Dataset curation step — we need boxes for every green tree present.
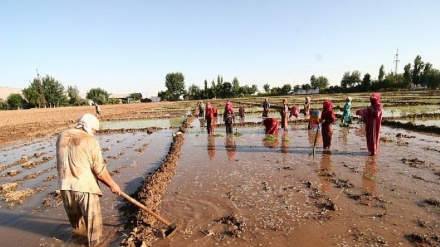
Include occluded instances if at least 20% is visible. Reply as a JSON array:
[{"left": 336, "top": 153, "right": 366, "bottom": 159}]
[
  {"left": 412, "top": 55, "right": 424, "bottom": 85},
  {"left": 131, "top": 93, "right": 142, "bottom": 101},
  {"left": 281, "top": 84, "right": 292, "bottom": 95},
  {"left": 164, "top": 72, "right": 186, "bottom": 101},
  {"left": 422, "top": 62, "right": 432, "bottom": 86},
  {"left": 263, "top": 84, "right": 270, "bottom": 93},
  {"left": 22, "top": 81, "right": 41, "bottom": 108},
  {"left": 188, "top": 84, "right": 201, "bottom": 100},
  {"left": 378, "top": 65, "right": 385, "bottom": 82},
  {"left": 361, "top": 73, "right": 372, "bottom": 90},
  {"left": 403, "top": 63, "right": 412, "bottom": 87},
  {"left": 340, "top": 71, "right": 361, "bottom": 89},
  {"left": 87, "top": 87, "right": 109, "bottom": 104},
  {"left": 270, "top": 87, "right": 282, "bottom": 95},
  {"left": 301, "top": 84, "right": 312, "bottom": 90},
  {"left": 310, "top": 75, "right": 317, "bottom": 89},
  {"left": 424, "top": 69, "right": 440, "bottom": 89},
  {"left": 42, "top": 75, "right": 68, "bottom": 107},
  {"left": 67, "top": 86, "right": 82, "bottom": 105},
  {"left": 315, "top": 76, "right": 329, "bottom": 90},
  {"left": 204, "top": 79, "right": 208, "bottom": 99},
  {"left": 210, "top": 80, "right": 217, "bottom": 98},
  {"left": 232, "top": 77, "right": 240, "bottom": 96},
  {"left": 7, "top": 93, "right": 25, "bottom": 110},
  {"left": 220, "top": 82, "right": 233, "bottom": 98}
]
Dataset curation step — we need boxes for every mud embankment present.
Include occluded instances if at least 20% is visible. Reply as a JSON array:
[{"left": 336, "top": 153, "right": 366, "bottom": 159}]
[{"left": 119, "top": 116, "right": 196, "bottom": 247}]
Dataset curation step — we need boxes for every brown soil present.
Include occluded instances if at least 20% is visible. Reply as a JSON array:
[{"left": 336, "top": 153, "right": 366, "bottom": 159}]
[{"left": 0, "top": 102, "right": 180, "bottom": 147}]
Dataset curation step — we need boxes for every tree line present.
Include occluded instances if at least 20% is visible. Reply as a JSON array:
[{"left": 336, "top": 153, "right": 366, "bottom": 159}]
[
  {"left": 1, "top": 54, "right": 438, "bottom": 109},
  {"left": 159, "top": 55, "right": 439, "bottom": 101}
]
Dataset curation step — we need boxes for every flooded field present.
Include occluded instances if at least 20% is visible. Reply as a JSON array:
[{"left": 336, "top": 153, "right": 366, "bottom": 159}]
[{"left": 0, "top": 91, "right": 439, "bottom": 247}]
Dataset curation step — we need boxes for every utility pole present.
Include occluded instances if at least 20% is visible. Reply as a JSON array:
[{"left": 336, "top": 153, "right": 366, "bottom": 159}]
[
  {"left": 394, "top": 49, "right": 400, "bottom": 75},
  {"left": 36, "top": 69, "right": 47, "bottom": 108}
]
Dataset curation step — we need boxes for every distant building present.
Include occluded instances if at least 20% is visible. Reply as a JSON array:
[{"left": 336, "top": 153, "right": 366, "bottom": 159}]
[
  {"left": 109, "top": 93, "right": 138, "bottom": 103},
  {"left": 293, "top": 88, "right": 320, "bottom": 95},
  {"left": 410, "top": 83, "right": 427, "bottom": 90},
  {"left": 150, "top": 96, "right": 161, "bottom": 102}
]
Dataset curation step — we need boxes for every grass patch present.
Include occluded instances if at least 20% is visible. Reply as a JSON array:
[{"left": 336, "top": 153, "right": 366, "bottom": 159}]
[
  {"left": 213, "top": 133, "right": 224, "bottom": 137},
  {"left": 234, "top": 131, "right": 243, "bottom": 137}
]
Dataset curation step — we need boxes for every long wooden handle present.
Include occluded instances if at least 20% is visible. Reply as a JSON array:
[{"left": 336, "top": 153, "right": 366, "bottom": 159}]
[
  {"left": 312, "top": 124, "right": 320, "bottom": 155},
  {"left": 120, "top": 192, "right": 172, "bottom": 226}
]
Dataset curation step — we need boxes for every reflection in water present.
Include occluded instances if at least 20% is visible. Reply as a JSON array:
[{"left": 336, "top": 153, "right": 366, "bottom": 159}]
[
  {"left": 281, "top": 131, "right": 289, "bottom": 154},
  {"left": 307, "top": 128, "right": 322, "bottom": 147},
  {"left": 207, "top": 135, "right": 216, "bottom": 160},
  {"left": 341, "top": 127, "right": 349, "bottom": 144},
  {"left": 199, "top": 118, "right": 206, "bottom": 132},
  {"left": 263, "top": 133, "right": 279, "bottom": 149},
  {"left": 225, "top": 134, "right": 236, "bottom": 161},
  {"left": 362, "top": 156, "right": 378, "bottom": 204},
  {"left": 318, "top": 154, "right": 333, "bottom": 194}
]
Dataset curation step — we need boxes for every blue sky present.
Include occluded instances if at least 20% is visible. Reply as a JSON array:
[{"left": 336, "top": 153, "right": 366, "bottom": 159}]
[{"left": 1, "top": 1, "right": 439, "bottom": 97}]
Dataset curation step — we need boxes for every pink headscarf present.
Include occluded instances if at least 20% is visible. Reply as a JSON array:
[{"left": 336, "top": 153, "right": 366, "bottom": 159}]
[
  {"left": 206, "top": 102, "right": 212, "bottom": 109},
  {"left": 225, "top": 101, "right": 233, "bottom": 112},
  {"left": 370, "top": 93, "right": 381, "bottom": 106},
  {"left": 323, "top": 100, "right": 333, "bottom": 111}
]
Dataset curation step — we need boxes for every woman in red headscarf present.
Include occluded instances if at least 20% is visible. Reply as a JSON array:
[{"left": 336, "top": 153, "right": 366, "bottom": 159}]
[
  {"left": 263, "top": 118, "right": 279, "bottom": 134},
  {"left": 205, "top": 102, "right": 214, "bottom": 134},
  {"left": 320, "top": 100, "right": 336, "bottom": 149},
  {"left": 356, "top": 93, "right": 383, "bottom": 156},
  {"left": 223, "top": 101, "right": 235, "bottom": 134}
]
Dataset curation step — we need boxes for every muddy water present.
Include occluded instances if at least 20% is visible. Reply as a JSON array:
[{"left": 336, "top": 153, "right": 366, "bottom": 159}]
[
  {"left": 157, "top": 121, "right": 440, "bottom": 247},
  {"left": 1, "top": 117, "right": 440, "bottom": 247},
  {"left": 0, "top": 130, "right": 174, "bottom": 247}
]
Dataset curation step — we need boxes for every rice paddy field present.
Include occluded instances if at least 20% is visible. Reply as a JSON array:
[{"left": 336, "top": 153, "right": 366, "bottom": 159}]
[{"left": 0, "top": 90, "right": 439, "bottom": 247}]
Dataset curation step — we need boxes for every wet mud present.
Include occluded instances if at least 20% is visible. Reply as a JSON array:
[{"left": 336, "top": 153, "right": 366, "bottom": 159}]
[{"left": 1, "top": 93, "right": 440, "bottom": 247}]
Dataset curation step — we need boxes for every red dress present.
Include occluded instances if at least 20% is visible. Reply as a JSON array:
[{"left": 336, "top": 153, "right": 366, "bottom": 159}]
[
  {"left": 321, "top": 101, "right": 336, "bottom": 149},
  {"left": 356, "top": 104, "right": 383, "bottom": 155},
  {"left": 263, "top": 118, "right": 279, "bottom": 134}
]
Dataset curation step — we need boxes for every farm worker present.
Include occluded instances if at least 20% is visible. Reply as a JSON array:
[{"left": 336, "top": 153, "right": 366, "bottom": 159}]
[
  {"left": 320, "top": 100, "right": 337, "bottom": 149},
  {"left": 93, "top": 103, "right": 102, "bottom": 118},
  {"left": 223, "top": 101, "right": 235, "bottom": 134},
  {"left": 262, "top": 98, "right": 270, "bottom": 117},
  {"left": 238, "top": 106, "right": 245, "bottom": 119},
  {"left": 304, "top": 97, "right": 311, "bottom": 116},
  {"left": 56, "top": 113, "right": 121, "bottom": 247},
  {"left": 356, "top": 93, "right": 383, "bottom": 156},
  {"left": 289, "top": 105, "right": 300, "bottom": 119},
  {"left": 308, "top": 109, "right": 321, "bottom": 129},
  {"left": 341, "top": 96, "right": 353, "bottom": 126},
  {"left": 198, "top": 100, "right": 205, "bottom": 117},
  {"left": 280, "top": 99, "right": 289, "bottom": 131},
  {"left": 263, "top": 118, "right": 279, "bottom": 134},
  {"left": 205, "top": 102, "right": 215, "bottom": 134}
]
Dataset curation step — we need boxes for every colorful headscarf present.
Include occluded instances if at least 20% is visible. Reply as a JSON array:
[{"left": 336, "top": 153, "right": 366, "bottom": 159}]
[
  {"left": 225, "top": 101, "right": 233, "bottom": 112},
  {"left": 323, "top": 100, "right": 333, "bottom": 111},
  {"left": 370, "top": 93, "right": 381, "bottom": 106},
  {"left": 206, "top": 102, "right": 211, "bottom": 109}
]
